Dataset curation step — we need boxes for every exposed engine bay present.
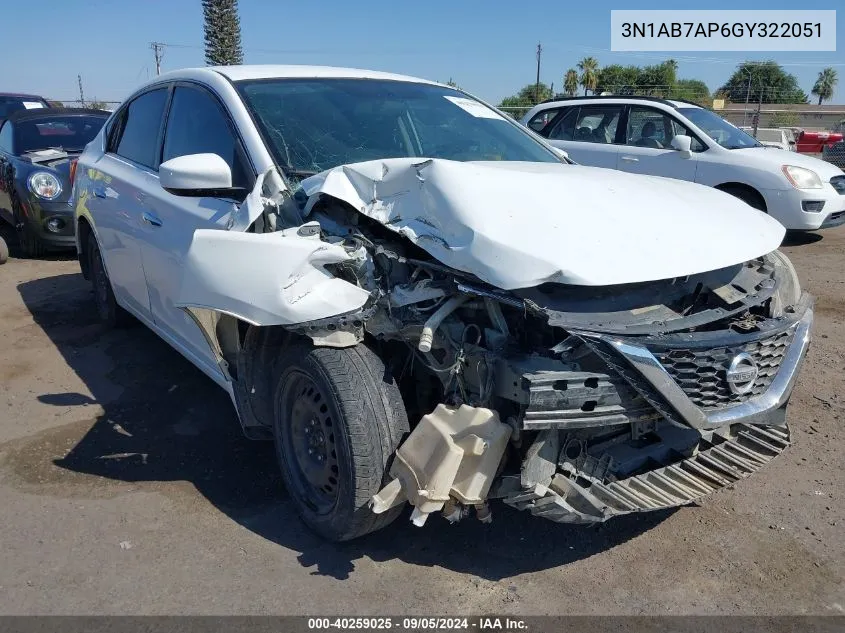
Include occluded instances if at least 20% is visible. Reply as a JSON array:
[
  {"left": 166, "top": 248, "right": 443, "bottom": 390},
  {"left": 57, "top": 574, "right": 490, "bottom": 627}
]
[{"left": 178, "top": 159, "right": 812, "bottom": 529}]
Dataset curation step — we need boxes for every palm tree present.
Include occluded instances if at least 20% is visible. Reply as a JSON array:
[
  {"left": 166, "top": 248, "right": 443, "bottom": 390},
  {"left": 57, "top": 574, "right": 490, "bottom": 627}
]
[
  {"left": 564, "top": 69, "right": 579, "bottom": 96},
  {"left": 578, "top": 57, "right": 599, "bottom": 95},
  {"left": 811, "top": 67, "right": 838, "bottom": 105}
]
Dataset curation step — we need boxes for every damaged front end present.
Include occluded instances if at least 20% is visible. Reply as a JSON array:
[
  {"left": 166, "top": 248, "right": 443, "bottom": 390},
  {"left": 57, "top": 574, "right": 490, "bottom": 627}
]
[
  {"left": 364, "top": 247, "right": 811, "bottom": 526},
  {"left": 178, "top": 158, "right": 811, "bottom": 531}
]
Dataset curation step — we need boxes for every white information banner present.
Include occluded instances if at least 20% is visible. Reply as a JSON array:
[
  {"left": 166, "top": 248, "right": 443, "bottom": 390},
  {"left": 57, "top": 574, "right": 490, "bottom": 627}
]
[{"left": 611, "top": 10, "right": 836, "bottom": 51}]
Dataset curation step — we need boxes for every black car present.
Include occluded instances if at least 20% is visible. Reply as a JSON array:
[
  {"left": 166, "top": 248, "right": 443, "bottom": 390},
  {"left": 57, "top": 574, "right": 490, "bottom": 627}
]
[
  {"left": 0, "top": 108, "right": 109, "bottom": 256},
  {"left": 0, "top": 92, "right": 50, "bottom": 118}
]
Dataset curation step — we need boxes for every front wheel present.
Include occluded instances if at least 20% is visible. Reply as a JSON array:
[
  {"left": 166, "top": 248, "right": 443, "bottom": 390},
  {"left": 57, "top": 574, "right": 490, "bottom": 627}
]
[
  {"left": 718, "top": 184, "right": 766, "bottom": 212},
  {"left": 273, "top": 342, "right": 409, "bottom": 541}
]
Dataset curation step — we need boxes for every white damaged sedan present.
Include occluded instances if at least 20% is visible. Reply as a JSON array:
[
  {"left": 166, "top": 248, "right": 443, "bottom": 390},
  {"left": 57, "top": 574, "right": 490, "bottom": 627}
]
[{"left": 72, "top": 66, "right": 811, "bottom": 541}]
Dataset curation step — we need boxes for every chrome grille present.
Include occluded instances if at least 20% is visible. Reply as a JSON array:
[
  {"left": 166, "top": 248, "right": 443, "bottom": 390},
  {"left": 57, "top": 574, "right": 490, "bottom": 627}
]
[
  {"left": 652, "top": 329, "right": 794, "bottom": 409},
  {"left": 831, "top": 176, "right": 845, "bottom": 195}
]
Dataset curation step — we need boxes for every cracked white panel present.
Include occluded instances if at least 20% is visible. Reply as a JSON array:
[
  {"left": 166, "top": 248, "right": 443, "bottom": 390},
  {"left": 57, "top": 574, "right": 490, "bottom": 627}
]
[
  {"left": 302, "top": 158, "right": 785, "bottom": 289},
  {"left": 176, "top": 226, "right": 370, "bottom": 326}
]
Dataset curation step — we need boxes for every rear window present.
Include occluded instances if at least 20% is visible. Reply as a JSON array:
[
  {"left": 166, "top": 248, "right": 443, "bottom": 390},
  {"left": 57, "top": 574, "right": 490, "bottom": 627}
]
[
  {"left": 0, "top": 96, "right": 48, "bottom": 118},
  {"left": 14, "top": 115, "right": 108, "bottom": 154}
]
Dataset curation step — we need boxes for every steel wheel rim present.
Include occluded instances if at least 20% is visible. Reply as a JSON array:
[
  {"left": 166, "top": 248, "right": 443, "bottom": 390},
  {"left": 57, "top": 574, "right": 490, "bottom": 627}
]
[{"left": 280, "top": 371, "right": 340, "bottom": 515}]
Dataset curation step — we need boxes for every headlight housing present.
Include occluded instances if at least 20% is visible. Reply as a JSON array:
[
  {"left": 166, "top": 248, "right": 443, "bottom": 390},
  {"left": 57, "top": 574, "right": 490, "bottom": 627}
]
[
  {"left": 27, "top": 172, "right": 62, "bottom": 200},
  {"left": 781, "top": 165, "right": 822, "bottom": 190}
]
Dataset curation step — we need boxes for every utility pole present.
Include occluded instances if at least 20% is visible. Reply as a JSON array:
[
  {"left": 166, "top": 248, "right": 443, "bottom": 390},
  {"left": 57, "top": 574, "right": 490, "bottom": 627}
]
[
  {"left": 743, "top": 71, "right": 753, "bottom": 126},
  {"left": 77, "top": 75, "right": 85, "bottom": 107},
  {"left": 752, "top": 83, "right": 764, "bottom": 138},
  {"left": 150, "top": 42, "right": 165, "bottom": 76},
  {"left": 535, "top": 42, "right": 542, "bottom": 103}
]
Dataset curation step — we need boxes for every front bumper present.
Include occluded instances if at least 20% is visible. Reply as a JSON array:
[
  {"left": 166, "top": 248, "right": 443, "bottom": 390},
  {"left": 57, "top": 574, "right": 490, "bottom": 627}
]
[
  {"left": 762, "top": 183, "right": 845, "bottom": 230},
  {"left": 501, "top": 422, "right": 789, "bottom": 523},
  {"left": 499, "top": 296, "right": 812, "bottom": 524},
  {"left": 22, "top": 199, "right": 75, "bottom": 248}
]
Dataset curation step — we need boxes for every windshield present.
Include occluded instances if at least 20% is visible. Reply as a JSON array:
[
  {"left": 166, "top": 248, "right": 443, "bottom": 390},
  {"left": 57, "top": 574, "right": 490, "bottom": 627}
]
[
  {"left": 14, "top": 115, "right": 107, "bottom": 154},
  {"left": 237, "top": 78, "right": 559, "bottom": 177},
  {"left": 678, "top": 107, "right": 762, "bottom": 150}
]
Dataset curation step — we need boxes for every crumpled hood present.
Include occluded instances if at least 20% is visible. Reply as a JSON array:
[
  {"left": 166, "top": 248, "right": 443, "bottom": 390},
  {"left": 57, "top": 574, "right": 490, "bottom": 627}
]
[{"left": 301, "top": 158, "right": 785, "bottom": 289}]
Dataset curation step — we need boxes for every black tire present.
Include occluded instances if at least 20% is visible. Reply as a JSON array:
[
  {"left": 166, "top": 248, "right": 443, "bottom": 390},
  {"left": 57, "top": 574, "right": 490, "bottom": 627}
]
[
  {"left": 718, "top": 184, "right": 766, "bottom": 212},
  {"left": 87, "top": 236, "right": 131, "bottom": 327},
  {"left": 273, "top": 342, "right": 409, "bottom": 541},
  {"left": 13, "top": 203, "right": 45, "bottom": 258}
]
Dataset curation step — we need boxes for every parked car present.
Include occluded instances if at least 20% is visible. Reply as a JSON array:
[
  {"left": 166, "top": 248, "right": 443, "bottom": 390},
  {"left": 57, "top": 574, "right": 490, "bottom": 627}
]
[
  {"left": 0, "top": 108, "right": 109, "bottom": 256},
  {"left": 521, "top": 96, "right": 845, "bottom": 231},
  {"left": 73, "top": 66, "right": 810, "bottom": 541},
  {"left": 739, "top": 127, "right": 796, "bottom": 151},
  {"left": 822, "top": 140, "right": 845, "bottom": 170},
  {"left": 796, "top": 129, "right": 843, "bottom": 155},
  {"left": 0, "top": 92, "right": 50, "bottom": 119}
]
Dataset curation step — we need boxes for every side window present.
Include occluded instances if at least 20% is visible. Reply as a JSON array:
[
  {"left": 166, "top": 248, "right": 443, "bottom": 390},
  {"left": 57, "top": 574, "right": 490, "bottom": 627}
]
[
  {"left": 669, "top": 118, "right": 706, "bottom": 152},
  {"left": 545, "top": 107, "right": 578, "bottom": 141},
  {"left": 626, "top": 107, "right": 675, "bottom": 149},
  {"left": 162, "top": 86, "right": 250, "bottom": 188},
  {"left": 527, "top": 108, "right": 560, "bottom": 133},
  {"left": 111, "top": 88, "right": 168, "bottom": 168},
  {"left": 560, "top": 105, "right": 622, "bottom": 144},
  {"left": 0, "top": 122, "right": 13, "bottom": 153}
]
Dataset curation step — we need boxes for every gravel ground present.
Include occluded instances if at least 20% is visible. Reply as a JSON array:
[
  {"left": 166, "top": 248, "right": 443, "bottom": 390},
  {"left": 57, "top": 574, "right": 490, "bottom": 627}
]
[{"left": 0, "top": 223, "right": 843, "bottom": 615}]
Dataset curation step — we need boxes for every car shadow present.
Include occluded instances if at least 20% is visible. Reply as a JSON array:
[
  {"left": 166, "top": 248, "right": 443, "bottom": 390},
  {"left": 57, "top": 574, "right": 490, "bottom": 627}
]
[
  {"left": 17, "top": 272, "right": 672, "bottom": 581},
  {"left": 782, "top": 231, "right": 824, "bottom": 247}
]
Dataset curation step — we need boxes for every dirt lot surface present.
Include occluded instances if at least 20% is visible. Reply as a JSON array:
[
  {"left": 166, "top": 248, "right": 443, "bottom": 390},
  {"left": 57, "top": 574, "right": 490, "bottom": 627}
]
[{"left": 0, "top": 224, "right": 844, "bottom": 616}]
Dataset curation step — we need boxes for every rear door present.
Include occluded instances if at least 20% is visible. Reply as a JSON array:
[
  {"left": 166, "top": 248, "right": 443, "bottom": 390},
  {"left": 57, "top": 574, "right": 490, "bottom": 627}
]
[
  {"left": 543, "top": 104, "right": 623, "bottom": 169},
  {"left": 138, "top": 83, "right": 255, "bottom": 376},
  {"left": 617, "top": 105, "right": 701, "bottom": 181},
  {"left": 90, "top": 87, "right": 170, "bottom": 319}
]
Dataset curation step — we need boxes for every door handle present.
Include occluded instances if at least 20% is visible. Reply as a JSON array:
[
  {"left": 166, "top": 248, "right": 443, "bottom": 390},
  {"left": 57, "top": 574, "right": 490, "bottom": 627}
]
[
  {"left": 141, "top": 211, "right": 163, "bottom": 227},
  {"left": 620, "top": 155, "right": 639, "bottom": 163},
  {"left": 93, "top": 185, "right": 107, "bottom": 198}
]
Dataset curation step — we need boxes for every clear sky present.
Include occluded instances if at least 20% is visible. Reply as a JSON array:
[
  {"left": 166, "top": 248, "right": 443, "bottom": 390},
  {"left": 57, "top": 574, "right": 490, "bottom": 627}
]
[{"left": 1, "top": 0, "right": 842, "bottom": 105}]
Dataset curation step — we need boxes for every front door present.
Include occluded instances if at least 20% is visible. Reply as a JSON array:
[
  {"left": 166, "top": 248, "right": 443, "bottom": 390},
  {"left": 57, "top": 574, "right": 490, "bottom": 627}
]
[
  {"left": 617, "top": 106, "right": 701, "bottom": 181},
  {"left": 138, "top": 84, "right": 255, "bottom": 376}
]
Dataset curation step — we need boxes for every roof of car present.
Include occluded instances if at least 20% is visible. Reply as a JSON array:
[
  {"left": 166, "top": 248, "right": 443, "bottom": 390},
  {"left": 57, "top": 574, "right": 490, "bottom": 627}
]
[
  {"left": 3, "top": 107, "right": 110, "bottom": 123},
  {"left": 161, "top": 64, "right": 440, "bottom": 86},
  {"left": 535, "top": 95, "right": 704, "bottom": 110}
]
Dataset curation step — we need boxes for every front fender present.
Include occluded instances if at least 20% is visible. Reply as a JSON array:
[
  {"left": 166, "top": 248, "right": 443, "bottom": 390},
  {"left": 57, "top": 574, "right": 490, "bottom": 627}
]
[{"left": 175, "top": 225, "right": 371, "bottom": 326}]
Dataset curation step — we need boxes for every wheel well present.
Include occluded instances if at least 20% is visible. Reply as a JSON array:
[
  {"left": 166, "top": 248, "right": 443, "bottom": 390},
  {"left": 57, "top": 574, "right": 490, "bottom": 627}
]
[
  {"left": 77, "top": 217, "right": 93, "bottom": 279},
  {"left": 714, "top": 182, "right": 767, "bottom": 212}
]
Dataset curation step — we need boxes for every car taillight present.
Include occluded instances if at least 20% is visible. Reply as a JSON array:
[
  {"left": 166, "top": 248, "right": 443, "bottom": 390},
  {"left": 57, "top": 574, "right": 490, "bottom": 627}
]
[{"left": 69, "top": 159, "right": 78, "bottom": 187}]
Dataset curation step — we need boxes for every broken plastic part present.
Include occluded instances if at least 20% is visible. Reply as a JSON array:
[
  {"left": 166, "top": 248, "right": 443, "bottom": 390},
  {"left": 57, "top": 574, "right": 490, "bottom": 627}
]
[{"left": 372, "top": 404, "right": 511, "bottom": 527}]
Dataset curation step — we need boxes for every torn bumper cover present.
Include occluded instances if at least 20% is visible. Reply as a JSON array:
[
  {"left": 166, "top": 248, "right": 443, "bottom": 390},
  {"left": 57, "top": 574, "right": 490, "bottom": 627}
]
[
  {"left": 497, "top": 422, "right": 790, "bottom": 523},
  {"left": 493, "top": 298, "right": 811, "bottom": 524}
]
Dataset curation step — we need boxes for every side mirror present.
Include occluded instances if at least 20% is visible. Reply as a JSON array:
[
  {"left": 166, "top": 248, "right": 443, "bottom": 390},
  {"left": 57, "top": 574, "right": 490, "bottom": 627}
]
[
  {"left": 160, "top": 153, "right": 244, "bottom": 198},
  {"left": 551, "top": 146, "right": 570, "bottom": 161},
  {"left": 670, "top": 134, "right": 693, "bottom": 158}
]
